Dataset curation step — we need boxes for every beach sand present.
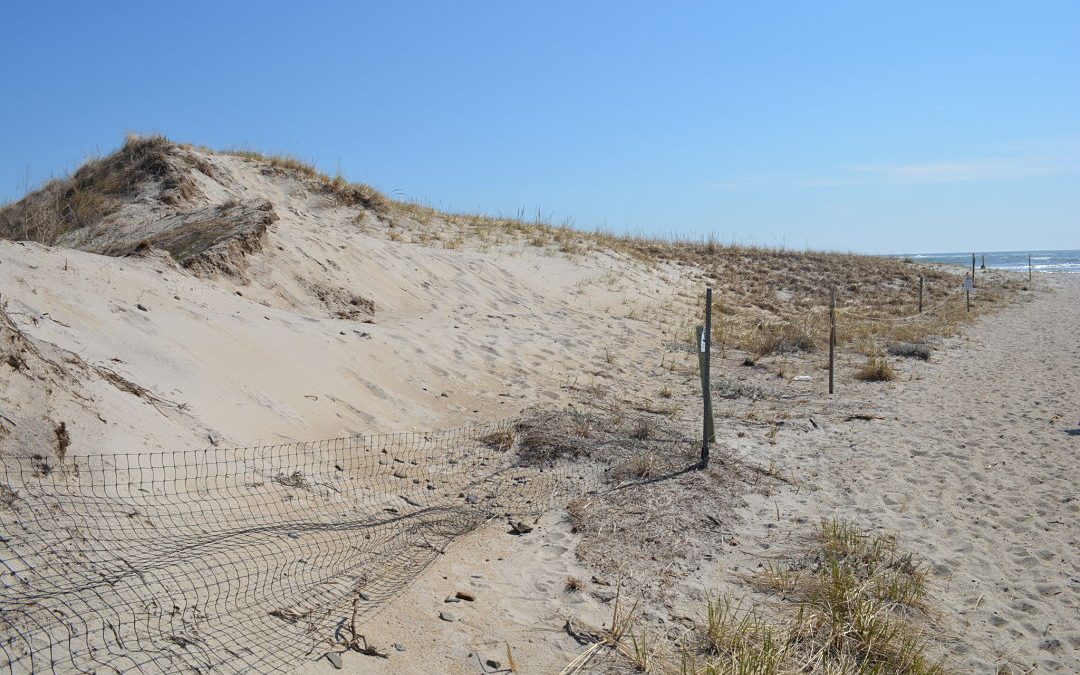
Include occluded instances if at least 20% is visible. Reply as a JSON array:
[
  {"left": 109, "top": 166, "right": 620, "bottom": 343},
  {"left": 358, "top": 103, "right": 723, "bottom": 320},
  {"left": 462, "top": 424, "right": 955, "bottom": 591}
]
[
  {"left": 307, "top": 273, "right": 1079, "bottom": 674},
  {"left": 720, "top": 272, "right": 1080, "bottom": 672}
]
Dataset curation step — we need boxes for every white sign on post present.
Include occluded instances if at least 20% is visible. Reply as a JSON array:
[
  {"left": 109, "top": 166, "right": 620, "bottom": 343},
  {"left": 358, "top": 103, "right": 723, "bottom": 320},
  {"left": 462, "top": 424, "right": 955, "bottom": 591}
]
[{"left": 963, "top": 275, "right": 974, "bottom": 291}]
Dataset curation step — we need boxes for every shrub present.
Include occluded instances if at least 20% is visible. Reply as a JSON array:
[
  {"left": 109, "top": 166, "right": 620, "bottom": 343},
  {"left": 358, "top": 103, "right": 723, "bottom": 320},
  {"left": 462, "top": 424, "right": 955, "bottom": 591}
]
[
  {"left": 887, "top": 342, "right": 932, "bottom": 361},
  {"left": 856, "top": 357, "right": 896, "bottom": 382}
]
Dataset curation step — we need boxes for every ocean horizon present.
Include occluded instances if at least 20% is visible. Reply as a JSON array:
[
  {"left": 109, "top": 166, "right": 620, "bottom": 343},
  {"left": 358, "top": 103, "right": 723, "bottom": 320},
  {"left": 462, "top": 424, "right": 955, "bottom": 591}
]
[{"left": 892, "top": 249, "right": 1080, "bottom": 274}]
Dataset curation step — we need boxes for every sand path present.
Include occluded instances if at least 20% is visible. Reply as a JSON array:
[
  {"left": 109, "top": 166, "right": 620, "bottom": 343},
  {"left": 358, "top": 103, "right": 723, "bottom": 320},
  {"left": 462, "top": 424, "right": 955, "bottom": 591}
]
[{"left": 729, "top": 274, "right": 1080, "bottom": 672}]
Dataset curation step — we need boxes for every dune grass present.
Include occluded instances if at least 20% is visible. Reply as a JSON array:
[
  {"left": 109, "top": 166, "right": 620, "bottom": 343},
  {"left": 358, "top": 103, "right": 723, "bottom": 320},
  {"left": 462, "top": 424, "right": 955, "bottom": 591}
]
[
  {"left": 0, "top": 134, "right": 193, "bottom": 243},
  {"left": 855, "top": 356, "right": 897, "bottom": 382},
  {"left": 0, "top": 134, "right": 1021, "bottom": 355},
  {"left": 587, "top": 520, "right": 945, "bottom": 675},
  {"left": 223, "top": 148, "right": 388, "bottom": 212},
  {"left": 0, "top": 135, "right": 389, "bottom": 246}
]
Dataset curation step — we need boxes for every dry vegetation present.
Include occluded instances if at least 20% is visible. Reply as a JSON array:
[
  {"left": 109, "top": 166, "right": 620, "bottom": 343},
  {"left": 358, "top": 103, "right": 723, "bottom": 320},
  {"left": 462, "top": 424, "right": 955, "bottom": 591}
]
[
  {"left": 0, "top": 134, "right": 1025, "bottom": 353},
  {"left": 223, "top": 148, "right": 388, "bottom": 212},
  {"left": 0, "top": 135, "right": 200, "bottom": 243},
  {"left": 887, "top": 342, "right": 933, "bottom": 361},
  {"left": 0, "top": 134, "right": 387, "bottom": 246},
  {"left": 515, "top": 399, "right": 787, "bottom": 625},
  {"left": 855, "top": 356, "right": 897, "bottom": 382},
  {"left": 396, "top": 204, "right": 1028, "bottom": 361},
  {"left": 577, "top": 520, "right": 946, "bottom": 675},
  {"left": 387, "top": 203, "right": 1024, "bottom": 360},
  {"left": 525, "top": 377, "right": 954, "bottom": 675}
]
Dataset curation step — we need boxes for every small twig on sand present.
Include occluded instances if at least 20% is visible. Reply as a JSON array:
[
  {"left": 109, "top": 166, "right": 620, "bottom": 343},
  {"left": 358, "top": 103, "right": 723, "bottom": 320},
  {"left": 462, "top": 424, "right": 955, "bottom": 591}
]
[
  {"left": 844, "top": 413, "right": 882, "bottom": 422},
  {"left": 345, "top": 597, "right": 387, "bottom": 658}
]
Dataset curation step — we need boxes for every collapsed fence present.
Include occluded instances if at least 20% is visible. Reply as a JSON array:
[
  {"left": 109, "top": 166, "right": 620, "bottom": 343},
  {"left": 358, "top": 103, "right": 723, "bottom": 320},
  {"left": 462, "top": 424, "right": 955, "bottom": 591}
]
[{"left": 0, "top": 421, "right": 595, "bottom": 674}]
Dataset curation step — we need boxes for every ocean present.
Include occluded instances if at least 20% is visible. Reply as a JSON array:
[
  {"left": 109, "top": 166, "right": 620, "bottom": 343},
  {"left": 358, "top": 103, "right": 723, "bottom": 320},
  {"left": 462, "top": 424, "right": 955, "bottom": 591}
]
[{"left": 896, "top": 250, "right": 1080, "bottom": 274}]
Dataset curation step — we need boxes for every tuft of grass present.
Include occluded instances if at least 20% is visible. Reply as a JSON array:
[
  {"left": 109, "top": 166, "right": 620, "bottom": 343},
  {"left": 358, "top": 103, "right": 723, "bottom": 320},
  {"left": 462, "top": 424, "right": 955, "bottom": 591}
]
[
  {"left": 573, "top": 417, "right": 593, "bottom": 438},
  {"left": 749, "top": 318, "right": 823, "bottom": 359},
  {"left": 481, "top": 429, "right": 515, "bottom": 452},
  {"left": 597, "top": 520, "right": 944, "bottom": 675},
  {"left": 625, "top": 452, "right": 658, "bottom": 479},
  {"left": 224, "top": 149, "right": 388, "bottom": 212},
  {"left": 855, "top": 357, "right": 896, "bottom": 382},
  {"left": 629, "top": 628, "right": 653, "bottom": 672},
  {"left": 566, "top": 576, "right": 586, "bottom": 593},
  {"left": 0, "top": 134, "right": 190, "bottom": 243},
  {"left": 696, "top": 597, "right": 788, "bottom": 674},
  {"left": 631, "top": 418, "right": 653, "bottom": 440},
  {"left": 776, "top": 520, "right": 940, "bottom": 673},
  {"left": 713, "top": 376, "right": 768, "bottom": 401},
  {"left": 887, "top": 342, "right": 932, "bottom": 361}
]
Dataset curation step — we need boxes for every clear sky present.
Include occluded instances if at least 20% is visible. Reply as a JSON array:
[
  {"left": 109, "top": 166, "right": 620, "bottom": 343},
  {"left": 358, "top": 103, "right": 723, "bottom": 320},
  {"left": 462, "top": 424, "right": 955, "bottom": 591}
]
[{"left": 2, "top": 1, "right": 1077, "bottom": 254}]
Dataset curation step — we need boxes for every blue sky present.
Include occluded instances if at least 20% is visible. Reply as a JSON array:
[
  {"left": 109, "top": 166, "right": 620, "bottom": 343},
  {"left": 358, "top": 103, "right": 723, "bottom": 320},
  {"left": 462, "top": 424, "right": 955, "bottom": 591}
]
[{"left": 2, "top": 1, "right": 1077, "bottom": 254}]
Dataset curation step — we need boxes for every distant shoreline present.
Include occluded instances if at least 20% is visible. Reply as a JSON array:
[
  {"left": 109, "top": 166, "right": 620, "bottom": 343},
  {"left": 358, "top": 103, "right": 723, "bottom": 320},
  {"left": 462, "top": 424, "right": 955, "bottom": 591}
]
[{"left": 888, "top": 249, "right": 1080, "bottom": 273}]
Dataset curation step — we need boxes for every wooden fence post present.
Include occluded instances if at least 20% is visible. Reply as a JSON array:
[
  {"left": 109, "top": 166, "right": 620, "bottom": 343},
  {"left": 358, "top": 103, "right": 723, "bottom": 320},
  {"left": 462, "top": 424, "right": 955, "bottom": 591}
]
[
  {"left": 1029, "top": 254, "right": 1032, "bottom": 281},
  {"left": 972, "top": 253, "right": 976, "bottom": 287},
  {"left": 918, "top": 275, "right": 923, "bottom": 314},
  {"left": 829, "top": 288, "right": 836, "bottom": 395},
  {"left": 697, "top": 288, "right": 715, "bottom": 468}
]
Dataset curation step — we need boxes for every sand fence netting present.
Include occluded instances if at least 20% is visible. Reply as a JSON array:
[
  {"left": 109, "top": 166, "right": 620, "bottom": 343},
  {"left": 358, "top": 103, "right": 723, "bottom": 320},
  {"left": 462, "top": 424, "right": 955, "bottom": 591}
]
[{"left": 0, "top": 421, "right": 595, "bottom": 673}]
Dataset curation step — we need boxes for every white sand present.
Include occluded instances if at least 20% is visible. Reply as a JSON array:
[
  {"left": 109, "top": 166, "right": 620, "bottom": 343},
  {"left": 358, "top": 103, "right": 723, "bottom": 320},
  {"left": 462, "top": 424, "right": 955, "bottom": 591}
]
[
  {"left": 713, "top": 273, "right": 1080, "bottom": 672},
  {"left": 0, "top": 229, "right": 687, "bottom": 457},
  {"left": 307, "top": 275, "right": 1080, "bottom": 674}
]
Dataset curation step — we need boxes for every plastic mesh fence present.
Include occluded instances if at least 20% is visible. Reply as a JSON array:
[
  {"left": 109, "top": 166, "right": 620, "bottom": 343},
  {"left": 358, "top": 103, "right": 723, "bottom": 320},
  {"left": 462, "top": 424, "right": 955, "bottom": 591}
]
[{"left": 0, "top": 421, "right": 593, "bottom": 673}]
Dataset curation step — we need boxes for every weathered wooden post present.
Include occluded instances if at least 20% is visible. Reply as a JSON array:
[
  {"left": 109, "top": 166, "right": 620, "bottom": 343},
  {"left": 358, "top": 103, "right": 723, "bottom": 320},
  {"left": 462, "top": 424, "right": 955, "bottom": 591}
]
[
  {"left": 972, "top": 253, "right": 976, "bottom": 287},
  {"left": 965, "top": 274, "right": 972, "bottom": 313},
  {"left": 697, "top": 288, "right": 715, "bottom": 468},
  {"left": 828, "top": 288, "right": 836, "bottom": 395},
  {"left": 981, "top": 254, "right": 986, "bottom": 270},
  {"left": 918, "top": 275, "right": 924, "bottom": 314},
  {"left": 1029, "top": 254, "right": 1032, "bottom": 281}
]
